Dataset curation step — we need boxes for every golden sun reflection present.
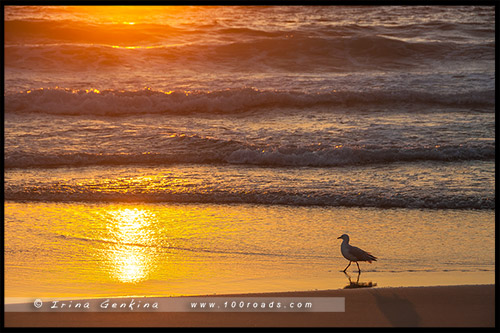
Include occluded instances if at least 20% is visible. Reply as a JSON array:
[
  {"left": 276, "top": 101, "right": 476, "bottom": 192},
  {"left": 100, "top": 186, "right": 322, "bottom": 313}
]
[
  {"left": 103, "top": 208, "right": 159, "bottom": 283},
  {"left": 111, "top": 45, "right": 157, "bottom": 50}
]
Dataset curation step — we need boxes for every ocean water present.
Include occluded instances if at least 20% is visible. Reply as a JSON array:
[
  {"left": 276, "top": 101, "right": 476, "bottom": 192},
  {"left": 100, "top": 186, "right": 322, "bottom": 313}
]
[{"left": 4, "top": 6, "right": 495, "bottom": 300}]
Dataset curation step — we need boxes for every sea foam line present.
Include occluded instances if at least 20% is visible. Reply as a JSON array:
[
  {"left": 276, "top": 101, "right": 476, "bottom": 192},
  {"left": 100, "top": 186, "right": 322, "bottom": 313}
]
[{"left": 5, "top": 87, "right": 495, "bottom": 115}]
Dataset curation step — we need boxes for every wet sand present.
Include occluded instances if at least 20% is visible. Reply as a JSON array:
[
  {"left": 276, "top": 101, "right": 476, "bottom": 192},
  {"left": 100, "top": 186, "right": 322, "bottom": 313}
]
[{"left": 4, "top": 284, "right": 494, "bottom": 327}]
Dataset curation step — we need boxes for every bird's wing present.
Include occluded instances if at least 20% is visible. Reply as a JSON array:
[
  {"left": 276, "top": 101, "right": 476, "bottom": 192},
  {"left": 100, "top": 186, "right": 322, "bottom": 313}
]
[{"left": 349, "top": 245, "right": 377, "bottom": 262}]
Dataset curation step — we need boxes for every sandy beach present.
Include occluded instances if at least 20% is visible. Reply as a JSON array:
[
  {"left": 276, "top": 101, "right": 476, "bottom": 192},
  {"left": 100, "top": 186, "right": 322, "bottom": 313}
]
[{"left": 4, "top": 284, "right": 495, "bottom": 327}]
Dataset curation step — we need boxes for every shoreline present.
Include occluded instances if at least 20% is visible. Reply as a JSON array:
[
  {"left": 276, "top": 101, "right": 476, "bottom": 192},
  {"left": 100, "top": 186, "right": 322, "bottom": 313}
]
[{"left": 4, "top": 284, "right": 495, "bottom": 327}]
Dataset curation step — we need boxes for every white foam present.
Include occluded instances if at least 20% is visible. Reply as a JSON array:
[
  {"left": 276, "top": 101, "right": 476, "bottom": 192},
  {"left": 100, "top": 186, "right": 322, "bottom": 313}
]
[{"left": 5, "top": 87, "right": 495, "bottom": 116}]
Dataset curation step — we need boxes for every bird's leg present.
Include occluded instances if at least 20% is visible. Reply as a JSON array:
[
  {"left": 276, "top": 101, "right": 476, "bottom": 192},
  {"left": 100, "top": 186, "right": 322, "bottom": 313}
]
[
  {"left": 356, "top": 262, "right": 361, "bottom": 273},
  {"left": 343, "top": 261, "right": 351, "bottom": 272}
]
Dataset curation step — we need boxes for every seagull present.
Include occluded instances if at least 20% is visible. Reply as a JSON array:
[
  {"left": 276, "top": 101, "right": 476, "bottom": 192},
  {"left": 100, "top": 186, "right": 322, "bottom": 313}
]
[{"left": 337, "top": 234, "right": 377, "bottom": 273}]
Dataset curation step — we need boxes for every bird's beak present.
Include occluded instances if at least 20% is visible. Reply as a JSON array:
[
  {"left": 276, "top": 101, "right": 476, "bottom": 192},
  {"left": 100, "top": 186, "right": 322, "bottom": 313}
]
[{"left": 337, "top": 236, "right": 342, "bottom": 239}]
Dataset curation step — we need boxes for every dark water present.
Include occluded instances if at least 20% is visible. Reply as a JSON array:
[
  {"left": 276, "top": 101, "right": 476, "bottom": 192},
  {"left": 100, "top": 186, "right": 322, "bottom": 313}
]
[{"left": 4, "top": 6, "right": 495, "bottom": 209}]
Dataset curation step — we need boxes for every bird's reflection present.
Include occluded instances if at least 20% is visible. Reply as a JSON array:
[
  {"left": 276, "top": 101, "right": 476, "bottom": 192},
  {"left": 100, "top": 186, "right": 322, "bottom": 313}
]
[{"left": 343, "top": 271, "right": 377, "bottom": 289}]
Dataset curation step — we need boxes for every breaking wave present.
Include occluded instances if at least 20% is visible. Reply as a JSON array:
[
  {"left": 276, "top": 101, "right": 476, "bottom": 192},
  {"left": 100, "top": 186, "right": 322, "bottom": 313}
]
[
  {"left": 5, "top": 143, "right": 495, "bottom": 169},
  {"left": 4, "top": 185, "right": 494, "bottom": 210},
  {"left": 5, "top": 87, "right": 495, "bottom": 115}
]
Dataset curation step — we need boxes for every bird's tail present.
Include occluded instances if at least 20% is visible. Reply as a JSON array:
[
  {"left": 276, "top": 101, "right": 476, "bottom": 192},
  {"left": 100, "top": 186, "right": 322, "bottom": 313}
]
[{"left": 367, "top": 253, "right": 377, "bottom": 263}]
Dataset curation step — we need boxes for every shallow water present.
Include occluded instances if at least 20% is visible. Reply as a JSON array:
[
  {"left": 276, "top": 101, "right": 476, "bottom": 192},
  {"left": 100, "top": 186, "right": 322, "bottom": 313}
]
[{"left": 5, "top": 202, "right": 495, "bottom": 299}]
